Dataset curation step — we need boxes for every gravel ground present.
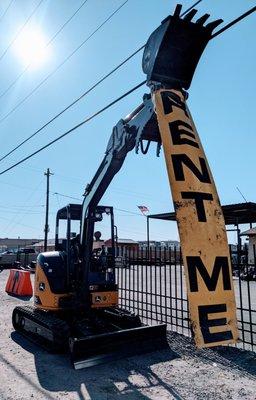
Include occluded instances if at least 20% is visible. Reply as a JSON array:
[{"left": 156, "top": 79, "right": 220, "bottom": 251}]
[{"left": 0, "top": 269, "right": 256, "bottom": 400}]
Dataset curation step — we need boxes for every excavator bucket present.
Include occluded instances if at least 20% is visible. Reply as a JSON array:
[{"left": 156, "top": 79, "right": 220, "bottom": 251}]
[
  {"left": 70, "top": 324, "right": 168, "bottom": 369},
  {"left": 142, "top": 3, "right": 223, "bottom": 89}
]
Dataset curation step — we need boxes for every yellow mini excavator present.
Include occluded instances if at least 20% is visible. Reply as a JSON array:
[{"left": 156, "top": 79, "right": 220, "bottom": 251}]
[{"left": 12, "top": 4, "right": 239, "bottom": 369}]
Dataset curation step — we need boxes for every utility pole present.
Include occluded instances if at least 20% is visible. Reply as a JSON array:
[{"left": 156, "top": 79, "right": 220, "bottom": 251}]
[{"left": 44, "top": 168, "right": 53, "bottom": 251}]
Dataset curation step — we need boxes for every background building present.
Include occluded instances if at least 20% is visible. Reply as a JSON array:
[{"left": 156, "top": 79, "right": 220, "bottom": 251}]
[
  {"left": 0, "top": 238, "right": 39, "bottom": 252},
  {"left": 138, "top": 240, "right": 180, "bottom": 249},
  {"left": 240, "top": 228, "right": 256, "bottom": 264}
]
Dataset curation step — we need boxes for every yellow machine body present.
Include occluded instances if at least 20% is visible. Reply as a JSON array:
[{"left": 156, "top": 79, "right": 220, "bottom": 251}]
[
  {"left": 91, "top": 291, "right": 118, "bottom": 308},
  {"left": 34, "top": 263, "right": 71, "bottom": 311},
  {"left": 34, "top": 262, "right": 118, "bottom": 311}
]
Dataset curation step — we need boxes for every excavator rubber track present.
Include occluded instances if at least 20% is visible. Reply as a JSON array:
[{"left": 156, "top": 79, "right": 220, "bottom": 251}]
[
  {"left": 12, "top": 305, "right": 168, "bottom": 369},
  {"left": 12, "top": 305, "right": 70, "bottom": 352}
]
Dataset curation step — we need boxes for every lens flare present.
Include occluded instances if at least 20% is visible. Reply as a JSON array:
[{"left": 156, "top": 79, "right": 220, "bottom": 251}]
[{"left": 14, "top": 27, "right": 50, "bottom": 69}]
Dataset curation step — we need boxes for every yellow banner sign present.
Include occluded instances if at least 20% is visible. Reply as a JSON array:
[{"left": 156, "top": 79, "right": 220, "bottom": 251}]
[{"left": 154, "top": 88, "right": 239, "bottom": 347}]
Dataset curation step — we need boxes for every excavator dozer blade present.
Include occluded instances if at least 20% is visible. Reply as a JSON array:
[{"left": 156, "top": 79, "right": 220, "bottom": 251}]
[{"left": 70, "top": 324, "right": 168, "bottom": 369}]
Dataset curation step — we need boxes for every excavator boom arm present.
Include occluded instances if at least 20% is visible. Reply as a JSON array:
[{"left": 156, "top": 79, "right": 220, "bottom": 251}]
[{"left": 80, "top": 95, "right": 159, "bottom": 247}]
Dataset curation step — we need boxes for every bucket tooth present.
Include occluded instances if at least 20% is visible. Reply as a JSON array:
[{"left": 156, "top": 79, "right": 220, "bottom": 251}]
[
  {"left": 196, "top": 14, "right": 210, "bottom": 26},
  {"left": 206, "top": 19, "right": 223, "bottom": 33},
  {"left": 183, "top": 9, "right": 198, "bottom": 22},
  {"left": 173, "top": 4, "right": 182, "bottom": 18}
]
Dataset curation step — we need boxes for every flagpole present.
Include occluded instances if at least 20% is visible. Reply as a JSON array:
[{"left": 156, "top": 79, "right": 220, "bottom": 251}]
[{"left": 147, "top": 215, "right": 150, "bottom": 260}]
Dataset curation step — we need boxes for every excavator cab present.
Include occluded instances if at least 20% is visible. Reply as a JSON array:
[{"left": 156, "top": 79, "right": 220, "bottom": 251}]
[
  {"left": 53, "top": 203, "right": 118, "bottom": 309},
  {"left": 87, "top": 206, "right": 115, "bottom": 283},
  {"left": 83, "top": 205, "right": 119, "bottom": 309},
  {"left": 55, "top": 203, "right": 82, "bottom": 253}
]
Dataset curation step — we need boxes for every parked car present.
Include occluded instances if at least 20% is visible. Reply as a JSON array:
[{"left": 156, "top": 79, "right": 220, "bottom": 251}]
[
  {"left": 0, "top": 248, "right": 37, "bottom": 269},
  {"left": 240, "top": 266, "right": 256, "bottom": 281},
  {"left": 16, "top": 248, "right": 36, "bottom": 255}
]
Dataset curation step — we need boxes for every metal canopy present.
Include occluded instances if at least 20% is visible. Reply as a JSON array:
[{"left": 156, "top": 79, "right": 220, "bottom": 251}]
[
  {"left": 148, "top": 202, "right": 256, "bottom": 225},
  {"left": 221, "top": 202, "right": 256, "bottom": 225},
  {"left": 148, "top": 212, "right": 176, "bottom": 221},
  {"left": 57, "top": 203, "right": 82, "bottom": 221}
]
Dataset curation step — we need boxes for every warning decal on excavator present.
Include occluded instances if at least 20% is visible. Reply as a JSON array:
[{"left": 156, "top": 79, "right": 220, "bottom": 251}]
[{"left": 154, "top": 88, "right": 239, "bottom": 347}]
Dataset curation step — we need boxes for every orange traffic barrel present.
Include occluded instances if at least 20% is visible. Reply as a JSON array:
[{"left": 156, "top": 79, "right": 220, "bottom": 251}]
[{"left": 5, "top": 269, "right": 33, "bottom": 296}]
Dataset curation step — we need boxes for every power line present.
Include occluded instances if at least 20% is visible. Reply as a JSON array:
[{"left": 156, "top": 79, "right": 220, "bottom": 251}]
[
  {"left": 0, "top": 45, "right": 143, "bottom": 163},
  {"left": 0, "top": 0, "right": 89, "bottom": 100},
  {"left": 0, "top": 0, "right": 15, "bottom": 24},
  {"left": 47, "top": 0, "right": 89, "bottom": 45},
  {"left": 0, "top": 210, "right": 45, "bottom": 215},
  {"left": 53, "top": 192, "right": 144, "bottom": 217},
  {"left": 53, "top": 192, "right": 81, "bottom": 201},
  {"left": 115, "top": 208, "right": 143, "bottom": 217},
  {"left": 211, "top": 6, "right": 256, "bottom": 39},
  {"left": 0, "top": 179, "right": 36, "bottom": 191},
  {"left": 0, "top": 204, "right": 45, "bottom": 209},
  {"left": 1, "top": 179, "right": 44, "bottom": 234},
  {"left": 180, "top": 0, "right": 202, "bottom": 16},
  {"left": 0, "top": 80, "right": 146, "bottom": 175},
  {"left": 53, "top": 183, "right": 171, "bottom": 209},
  {"left": 0, "top": 0, "right": 44, "bottom": 63},
  {"left": 0, "top": 0, "right": 129, "bottom": 125},
  {"left": 1, "top": 2, "right": 255, "bottom": 175},
  {"left": 0, "top": 0, "right": 199, "bottom": 162},
  {"left": 0, "top": 215, "right": 39, "bottom": 230}
]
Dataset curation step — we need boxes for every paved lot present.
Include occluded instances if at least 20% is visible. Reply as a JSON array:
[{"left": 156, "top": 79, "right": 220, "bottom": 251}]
[{"left": 0, "top": 269, "right": 256, "bottom": 400}]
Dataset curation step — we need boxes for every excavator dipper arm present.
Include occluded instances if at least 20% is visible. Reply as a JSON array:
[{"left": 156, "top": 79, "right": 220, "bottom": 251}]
[
  {"left": 79, "top": 95, "right": 162, "bottom": 300},
  {"left": 80, "top": 96, "right": 157, "bottom": 243}
]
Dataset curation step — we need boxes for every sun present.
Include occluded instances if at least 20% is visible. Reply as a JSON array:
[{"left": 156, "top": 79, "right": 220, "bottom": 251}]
[{"left": 14, "top": 27, "right": 50, "bottom": 69}]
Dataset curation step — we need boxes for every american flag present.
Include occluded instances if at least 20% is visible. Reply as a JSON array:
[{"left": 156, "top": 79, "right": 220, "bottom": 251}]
[{"left": 137, "top": 205, "right": 149, "bottom": 214}]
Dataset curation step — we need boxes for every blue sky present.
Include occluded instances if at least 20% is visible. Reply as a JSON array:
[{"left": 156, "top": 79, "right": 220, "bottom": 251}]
[{"left": 0, "top": 0, "right": 255, "bottom": 243}]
